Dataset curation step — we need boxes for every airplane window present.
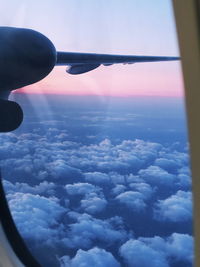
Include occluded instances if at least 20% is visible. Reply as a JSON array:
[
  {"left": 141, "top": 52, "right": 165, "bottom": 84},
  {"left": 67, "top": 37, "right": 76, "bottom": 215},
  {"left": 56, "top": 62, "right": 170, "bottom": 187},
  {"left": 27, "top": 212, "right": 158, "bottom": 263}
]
[{"left": 0, "top": 1, "right": 193, "bottom": 266}]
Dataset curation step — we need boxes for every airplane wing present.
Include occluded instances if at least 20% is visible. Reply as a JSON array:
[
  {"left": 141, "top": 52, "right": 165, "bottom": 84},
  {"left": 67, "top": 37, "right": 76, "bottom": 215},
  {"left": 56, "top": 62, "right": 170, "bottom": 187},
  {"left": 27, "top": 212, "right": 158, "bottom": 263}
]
[{"left": 56, "top": 52, "right": 180, "bottom": 74}]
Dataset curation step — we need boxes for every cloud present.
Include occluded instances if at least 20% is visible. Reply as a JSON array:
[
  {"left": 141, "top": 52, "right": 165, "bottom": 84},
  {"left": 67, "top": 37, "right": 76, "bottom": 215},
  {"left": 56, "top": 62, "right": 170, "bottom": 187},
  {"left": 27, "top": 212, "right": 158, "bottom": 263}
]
[
  {"left": 80, "top": 193, "right": 107, "bottom": 214},
  {"left": 128, "top": 182, "right": 154, "bottom": 200},
  {"left": 176, "top": 173, "right": 192, "bottom": 189},
  {"left": 166, "top": 233, "right": 193, "bottom": 263},
  {"left": 84, "top": 172, "right": 110, "bottom": 185},
  {"left": 111, "top": 184, "right": 126, "bottom": 196},
  {"left": 154, "top": 190, "right": 192, "bottom": 222},
  {"left": 116, "top": 191, "right": 146, "bottom": 211},
  {"left": 139, "top": 166, "right": 176, "bottom": 187},
  {"left": 46, "top": 159, "right": 82, "bottom": 183},
  {"left": 126, "top": 174, "right": 144, "bottom": 184},
  {"left": 119, "top": 238, "right": 168, "bottom": 267},
  {"left": 109, "top": 172, "right": 126, "bottom": 185},
  {"left": 1, "top": 132, "right": 191, "bottom": 194},
  {"left": 65, "top": 183, "right": 107, "bottom": 214},
  {"left": 62, "top": 213, "right": 128, "bottom": 249},
  {"left": 176, "top": 166, "right": 192, "bottom": 189},
  {"left": 120, "top": 233, "right": 194, "bottom": 267},
  {"left": 154, "top": 158, "right": 181, "bottom": 173},
  {"left": 3, "top": 180, "right": 56, "bottom": 196},
  {"left": 7, "top": 192, "right": 66, "bottom": 244},
  {"left": 116, "top": 139, "right": 162, "bottom": 163},
  {"left": 65, "top": 183, "right": 100, "bottom": 196},
  {"left": 0, "top": 130, "right": 193, "bottom": 266},
  {"left": 59, "top": 247, "right": 120, "bottom": 267},
  {"left": 64, "top": 139, "right": 162, "bottom": 173},
  {"left": 156, "top": 150, "right": 189, "bottom": 170},
  {"left": 139, "top": 233, "right": 194, "bottom": 264}
]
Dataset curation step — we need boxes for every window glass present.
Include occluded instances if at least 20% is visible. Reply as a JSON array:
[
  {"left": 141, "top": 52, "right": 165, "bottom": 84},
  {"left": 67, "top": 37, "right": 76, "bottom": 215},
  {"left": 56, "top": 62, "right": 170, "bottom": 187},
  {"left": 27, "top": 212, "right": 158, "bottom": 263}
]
[{"left": 1, "top": 1, "right": 193, "bottom": 266}]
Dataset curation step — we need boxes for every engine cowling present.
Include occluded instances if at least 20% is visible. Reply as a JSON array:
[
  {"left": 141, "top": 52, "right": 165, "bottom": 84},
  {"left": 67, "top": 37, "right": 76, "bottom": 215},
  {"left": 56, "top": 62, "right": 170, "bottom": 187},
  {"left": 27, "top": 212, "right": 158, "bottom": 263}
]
[
  {"left": 0, "top": 99, "right": 23, "bottom": 132},
  {"left": 66, "top": 64, "right": 100, "bottom": 75},
  {"left": 0, "top": 27, "right": 56, "bottom": 91}
]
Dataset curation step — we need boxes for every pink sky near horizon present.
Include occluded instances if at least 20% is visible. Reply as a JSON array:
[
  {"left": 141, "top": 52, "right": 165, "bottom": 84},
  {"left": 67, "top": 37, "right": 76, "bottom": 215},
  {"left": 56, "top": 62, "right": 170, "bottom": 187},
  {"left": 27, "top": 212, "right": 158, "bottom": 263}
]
[{"left": 15, "top": 62, "right": 184, "bottom": 98}]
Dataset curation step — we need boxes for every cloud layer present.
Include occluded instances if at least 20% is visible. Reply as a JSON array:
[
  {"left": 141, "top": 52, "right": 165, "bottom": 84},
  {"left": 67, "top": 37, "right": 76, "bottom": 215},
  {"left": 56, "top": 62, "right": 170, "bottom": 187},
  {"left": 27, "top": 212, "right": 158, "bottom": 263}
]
[
  {"left": 1, "top": 129, "right": 193, "bottom": 266},
  {"left": 120, "top": 233, "right": 193, "bottom": 267}
]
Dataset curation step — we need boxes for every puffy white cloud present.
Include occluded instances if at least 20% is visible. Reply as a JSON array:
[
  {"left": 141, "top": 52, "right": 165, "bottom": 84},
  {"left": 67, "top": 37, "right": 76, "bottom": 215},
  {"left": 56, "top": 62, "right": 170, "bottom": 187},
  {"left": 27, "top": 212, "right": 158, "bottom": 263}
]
[
  {"left": 120, "top": 239, "right": 168, "bottom": 267},
  {"left": 65, "top": 183, "right": 100, "bottom": 196},
  {"left": 176, "top": 173, "right": 192, "bottom": 189},
  {"left": 46, "top": 159, "right": 82, "bottom": 182},
  {"left": 139, "top": 166, "right": 176, "bottom": 187},
  {"left": 109, "top": 172, "right": 126, "bottom": 185},
  {"left": 60, "top": 247, "right": 120, "bottom": 267},
  {"left": 3, "top": 180, "right": 56, "bottom": 196},
  {"left": 154, "top": 190, "right": 192, "bottom": 222},
  {"left": 80, "top": 193, "right": 107, "bottom": 214},
  {"left": 120, "top": 233, "right": 194, "bottom": 267},
  {"left": 154, "top": 158, "right": 180, "bottom": 172},
  {"left": 62, "top": 213, "right": 128, "bottom": 249},
  {"left": 84, "top": 172, "right": 110, "bottom": 185},
  {"left": 166, "top": 233, "right": 193, "bottom": 263},
  {"left": 7, "top": 193, "right": 66, "bottom": 244},
  {"left": 126, "top": 174, "right": 143, "bottom": 184},
  {"left": 128, "top": 182, "right": 154, "bottom": 200},
  {"left": 0, "top": 133, "right": 82, "bottom": 183},
  {"left": 178, "top": 166, "right": 191, "bottom": 176},
  {"left": 111, "top": 184, "right": 126, "bottom": 196},
  {"left": 97, "top": 160, "right": 130, "bottom": 173},
  {"left": 157, "top": 150, "right": 189, "bottom": 170},
  {"left": 99, "top": 139, "right": 112, "bottom": 147},
  {"left": 116, "top": 139, "right": 162, "bottom": 163},
  {"left": 139, "top": 233, "right": 194, "bottom": 264},
  {"left": 138, "top": 235, "right": 166, "bottom": 252},
  {"left": 63, "top": 139, "right": 163, "bottom": 173},
  {"left": 116, "top": 191, "right": 146, "bottom": 211}
]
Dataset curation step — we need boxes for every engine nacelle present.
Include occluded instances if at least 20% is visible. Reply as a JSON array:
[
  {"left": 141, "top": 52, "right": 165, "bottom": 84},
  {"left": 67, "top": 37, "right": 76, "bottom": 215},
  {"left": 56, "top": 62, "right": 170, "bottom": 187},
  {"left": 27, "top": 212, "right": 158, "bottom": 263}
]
[
  {"left": 66, "top": 64, "right": 100, "bottom": 75},
  {"left": 0, "top": 99, "right": 23, "bottom": 132},
  {"left": 0, "top": 27, "right": 56, "bottom": 91}
]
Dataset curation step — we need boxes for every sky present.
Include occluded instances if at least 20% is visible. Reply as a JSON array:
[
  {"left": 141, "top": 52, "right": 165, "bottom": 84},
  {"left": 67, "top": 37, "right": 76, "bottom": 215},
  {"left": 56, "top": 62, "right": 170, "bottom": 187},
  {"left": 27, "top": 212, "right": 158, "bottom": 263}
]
[{"left": 0, "top": 0, "right": 184, "bottom": 97}]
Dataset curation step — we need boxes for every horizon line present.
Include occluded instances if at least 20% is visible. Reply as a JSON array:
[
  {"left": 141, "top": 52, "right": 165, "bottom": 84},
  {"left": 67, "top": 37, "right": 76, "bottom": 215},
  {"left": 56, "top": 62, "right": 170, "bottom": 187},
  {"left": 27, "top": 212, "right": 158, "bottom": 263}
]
[{"left": 12, "top": 91, "right": 184, "bottom": 99}]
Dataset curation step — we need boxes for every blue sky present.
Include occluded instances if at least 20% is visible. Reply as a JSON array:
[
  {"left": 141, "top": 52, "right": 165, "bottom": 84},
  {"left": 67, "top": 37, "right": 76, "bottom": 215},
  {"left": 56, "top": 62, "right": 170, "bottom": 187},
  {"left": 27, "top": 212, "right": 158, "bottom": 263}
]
[{"left": 2, "top": 0, "right": 178, "bottom": 54}]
